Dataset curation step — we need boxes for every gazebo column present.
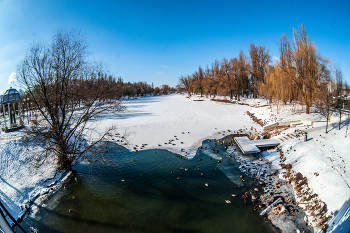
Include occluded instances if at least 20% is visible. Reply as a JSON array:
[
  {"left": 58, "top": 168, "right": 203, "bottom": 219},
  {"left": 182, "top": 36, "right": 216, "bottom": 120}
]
[
  {"left": 7, "top": 103, "right": 11, "bottom": 125},
  {"left": 13, "top": 102, "right": 16, "bottom": 125},
  {"left": 2, "top": 104, "right": 7, "bottom": 129},
  {"left": 18, "top": 101, "right": 23, "bottom": 126}
]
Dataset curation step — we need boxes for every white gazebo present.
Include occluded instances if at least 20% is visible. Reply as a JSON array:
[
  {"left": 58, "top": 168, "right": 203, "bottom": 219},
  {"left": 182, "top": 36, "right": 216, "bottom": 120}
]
[{"left": 1, "top": 88, "right": 23, "bottom": 132}]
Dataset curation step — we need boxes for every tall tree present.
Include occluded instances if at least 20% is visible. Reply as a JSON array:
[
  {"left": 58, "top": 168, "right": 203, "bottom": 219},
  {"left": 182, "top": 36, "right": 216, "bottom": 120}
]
[
  {"left": 192, "top": 66, "right": 205, "bottom": 97},
  {"left": 179, "top": 75, "right": 193, "bottom": 96},
  {"left": 237, "top": 50, "right": 250, "bottom": 99},
  {"left": 248, "top": 43, "right": 271, "bottom": 98},
  {"left": 279, "top": 24, "right": 329, "bottom": 114},
  {"left": 335, "top": 66, "right": 344, "bottom": 130},
  {"left": 17, "top": 29, "right": 123, "bottom": 169},
  {"left": 317, "top": 64, "right": 333, "bottom": 133},
  {"left": 219, "top": 58, "right": 236, "bottom": 99}
]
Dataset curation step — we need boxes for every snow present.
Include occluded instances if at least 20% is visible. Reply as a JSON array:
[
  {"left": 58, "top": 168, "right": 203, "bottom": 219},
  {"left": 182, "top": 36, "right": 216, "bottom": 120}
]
[
  {"left": 89, "top": 94, "right": 257, "bottom": 158},
  {"left": 247, "top": 98, "right": 350, "bottom": 232},
  {"left": 0, "top": 130, "right": 66, "bottom": 220},
  {"left": 0, "top": 93, "right": 349, "bottom": 232}
]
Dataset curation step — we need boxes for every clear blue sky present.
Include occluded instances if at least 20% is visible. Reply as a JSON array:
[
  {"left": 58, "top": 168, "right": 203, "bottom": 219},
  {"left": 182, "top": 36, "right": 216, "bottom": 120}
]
[{"left": 0, "top": 0, "right": 349, "bottom": 93}]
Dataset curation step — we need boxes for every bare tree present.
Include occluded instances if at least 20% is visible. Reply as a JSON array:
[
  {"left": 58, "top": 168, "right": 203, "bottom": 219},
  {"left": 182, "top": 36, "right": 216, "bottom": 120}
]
[
  {"left": 17, "top": 29, "right": 123, "bottom": 170},
  {"left": 335, "top": 66, "right": 344, "bottom": 130},
  {"left": 317, "top": 65, "right": 333, "bottom": 133},
  {"left": 219, "top": 58, "right": 237, "bottom": 99},
  {"left": 179, "top": 75, "right": 193, "bottom": 96},
  {"left": 248, "top": 43, "right": 271, "bottom": 98},
  {"left": 160, "top": 84, "right": 171, "bottom": 94},
  {"left": 344, "top": 82, "right": 350, "bottom": 137},
  {"left": 237, "top": 50, "right": 250, "bottom": 99},
  {"left": 279, "top": 24, "right": 329, "bottom": 114}
]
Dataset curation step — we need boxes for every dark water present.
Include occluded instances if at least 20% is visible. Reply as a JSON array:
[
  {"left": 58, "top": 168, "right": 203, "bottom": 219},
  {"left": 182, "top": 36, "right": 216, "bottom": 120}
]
[{"left": 23, "top": 139, "right": 271, "bottom": 233}]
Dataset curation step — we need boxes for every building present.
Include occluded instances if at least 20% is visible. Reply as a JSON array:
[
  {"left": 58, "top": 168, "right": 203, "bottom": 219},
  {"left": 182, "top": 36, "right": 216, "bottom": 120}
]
[{"left": 1, "top": 88, "right": 23, "bottom": 132}]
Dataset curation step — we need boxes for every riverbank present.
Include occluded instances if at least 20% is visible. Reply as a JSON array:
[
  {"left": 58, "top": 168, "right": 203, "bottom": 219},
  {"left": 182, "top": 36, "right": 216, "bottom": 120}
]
[
  {"left": 237, "top": 98, "right": 350, "bottom": 232},
  {"left": 0, "top": 129, "right": 64, "bottom": 221},
  {"left": 227, "top": 145, "right": 313, "bottom": 233}
]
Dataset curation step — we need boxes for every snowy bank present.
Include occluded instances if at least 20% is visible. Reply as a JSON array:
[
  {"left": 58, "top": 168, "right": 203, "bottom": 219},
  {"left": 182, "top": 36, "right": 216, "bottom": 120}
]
[
  {"left": 0, "top": 129, "right": 67, "bottom": 220},
  {"left": 247, "top": 99, "right": 350, "bottom": 232}
]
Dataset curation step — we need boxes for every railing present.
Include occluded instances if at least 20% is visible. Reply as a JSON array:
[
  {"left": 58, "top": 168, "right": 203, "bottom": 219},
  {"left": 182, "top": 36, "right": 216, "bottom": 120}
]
[{"left": 0, "top": 200, "right": 26, "bottom": 233}]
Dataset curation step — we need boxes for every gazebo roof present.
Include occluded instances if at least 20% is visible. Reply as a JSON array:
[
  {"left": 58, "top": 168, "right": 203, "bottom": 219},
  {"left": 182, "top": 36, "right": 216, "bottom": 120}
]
[{"left": 2, "top": 88, "right": 21, "bottom": 103}]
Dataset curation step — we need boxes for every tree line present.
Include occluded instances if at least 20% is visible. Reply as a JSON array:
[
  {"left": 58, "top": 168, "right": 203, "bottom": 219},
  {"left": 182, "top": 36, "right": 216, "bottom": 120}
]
[
  {"left": 51, "top": 74, "right": 175, "bottom": 104},
  {"left": 178, "top": 24, "right": 349, "bottom": 115}
]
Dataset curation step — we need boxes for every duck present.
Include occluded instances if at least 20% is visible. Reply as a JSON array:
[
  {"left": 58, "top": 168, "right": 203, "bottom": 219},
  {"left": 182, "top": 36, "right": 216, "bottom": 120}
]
[{"left": 225, "top": 200, "right": 231, "bottom": 204}]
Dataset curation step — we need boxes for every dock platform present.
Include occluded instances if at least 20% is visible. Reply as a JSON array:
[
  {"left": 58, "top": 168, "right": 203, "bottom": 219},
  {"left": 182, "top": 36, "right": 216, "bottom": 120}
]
[{"left": 234, "top": 136, "right": 280, "bottom": 154}]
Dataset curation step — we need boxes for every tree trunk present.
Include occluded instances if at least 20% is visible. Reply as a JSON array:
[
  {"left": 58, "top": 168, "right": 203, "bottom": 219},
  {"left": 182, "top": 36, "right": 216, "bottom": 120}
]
[
  {"left": 346, "top": 112, "right": 349, "bottom": 138},
  {"left": 339, "top": 108, "right": 342, "bottom": 130}
]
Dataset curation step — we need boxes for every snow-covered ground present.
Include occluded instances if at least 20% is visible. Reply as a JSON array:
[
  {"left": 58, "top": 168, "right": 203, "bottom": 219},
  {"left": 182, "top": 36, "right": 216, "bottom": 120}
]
[
  {"left": 0, "top": 93, "right": 349, "bottom": 232},
  {"left": 246, "top": 98, "right": 350, "bottom": 232},
  {"left": 0, "top": 130, "right": 67, "bottom": 220},
  {"left": 90, "top": 94, "right": 259, "bottom": 158}
]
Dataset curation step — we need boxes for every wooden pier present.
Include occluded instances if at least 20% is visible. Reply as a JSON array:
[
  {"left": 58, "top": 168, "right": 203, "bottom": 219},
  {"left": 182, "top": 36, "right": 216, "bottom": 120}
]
[{"left": 234, "top": 136, "right": 280, "bottom": 154}]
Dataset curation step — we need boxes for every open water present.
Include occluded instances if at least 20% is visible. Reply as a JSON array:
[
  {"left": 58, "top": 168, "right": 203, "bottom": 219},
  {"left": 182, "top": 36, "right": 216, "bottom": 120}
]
[{"left": 23, "top": 138, "right": 272, "bottom": 233}]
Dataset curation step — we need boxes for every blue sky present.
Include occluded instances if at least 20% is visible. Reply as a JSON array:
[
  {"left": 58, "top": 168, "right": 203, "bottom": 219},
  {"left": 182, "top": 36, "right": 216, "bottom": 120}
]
[{"left": 0, "top": 0, "right": 349, "bottom": 93}]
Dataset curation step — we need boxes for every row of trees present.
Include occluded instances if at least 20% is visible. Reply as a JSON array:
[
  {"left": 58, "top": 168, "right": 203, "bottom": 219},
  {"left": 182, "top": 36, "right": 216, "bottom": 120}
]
[
  {"left": 178, "top": 44, "right": 270, "bottom": 101},
  {"left": 178, "top": 24, "right": 349, "bottom": 116},
  {"left": 68, "top": 75, "right": 175, "bottom": 102},
  {"left": 118, "top": 80, "right": 175, "bottom": 97}
]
